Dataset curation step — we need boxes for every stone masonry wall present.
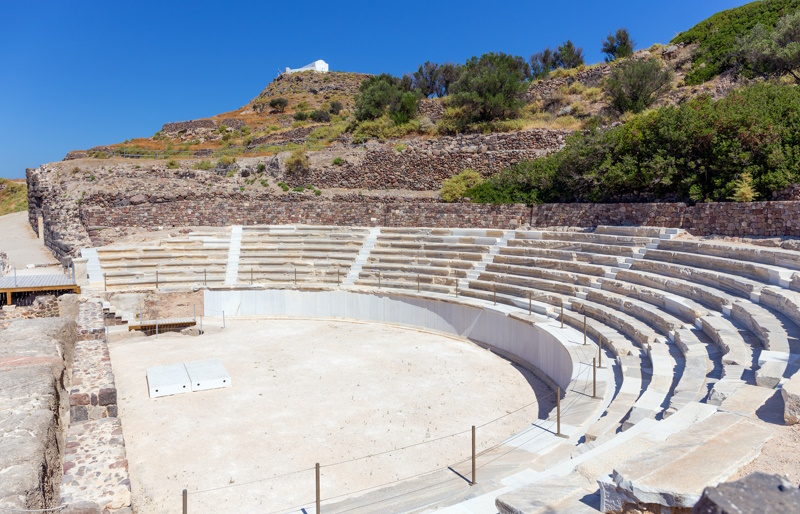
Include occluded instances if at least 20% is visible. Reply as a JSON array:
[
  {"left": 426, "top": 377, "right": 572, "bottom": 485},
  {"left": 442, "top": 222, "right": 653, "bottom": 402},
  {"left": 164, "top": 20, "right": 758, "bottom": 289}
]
[
  {"left": 79, "top": 197, "right": 800, "bottom": 238},
  {"left": 0, "top": 295, "right": 61, "bottom": 321}
]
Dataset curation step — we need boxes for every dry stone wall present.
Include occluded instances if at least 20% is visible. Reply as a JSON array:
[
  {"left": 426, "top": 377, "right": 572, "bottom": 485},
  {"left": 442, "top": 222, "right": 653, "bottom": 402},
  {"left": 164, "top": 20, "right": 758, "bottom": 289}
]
[{"left": 0, "top": 295, "right": 61, "bottom": 321}]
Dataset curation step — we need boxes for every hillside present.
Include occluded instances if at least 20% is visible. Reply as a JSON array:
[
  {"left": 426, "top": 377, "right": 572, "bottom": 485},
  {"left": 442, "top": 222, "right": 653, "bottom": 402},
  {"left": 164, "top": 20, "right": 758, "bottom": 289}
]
[{"left": 0, "top": 178, "right": 27, "bottom": 216}]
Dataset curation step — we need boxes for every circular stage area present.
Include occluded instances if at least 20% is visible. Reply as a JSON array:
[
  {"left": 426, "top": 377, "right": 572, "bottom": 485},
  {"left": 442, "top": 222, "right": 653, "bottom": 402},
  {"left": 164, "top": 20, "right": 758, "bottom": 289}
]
[{"left": 110, "top": 318, "right": 553, "bottom": 513}]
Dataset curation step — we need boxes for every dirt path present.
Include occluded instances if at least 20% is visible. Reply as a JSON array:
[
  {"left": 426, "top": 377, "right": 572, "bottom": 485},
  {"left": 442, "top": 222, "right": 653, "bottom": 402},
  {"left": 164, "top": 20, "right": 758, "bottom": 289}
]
[{"left": 0, "top": 211, "right": 59, "bottom": 271}]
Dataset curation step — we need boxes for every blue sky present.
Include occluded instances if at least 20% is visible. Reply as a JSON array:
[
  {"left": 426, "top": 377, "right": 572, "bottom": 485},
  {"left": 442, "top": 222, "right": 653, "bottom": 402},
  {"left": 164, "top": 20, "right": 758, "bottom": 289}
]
[{"left": 0, "top": 0, "right": 752, "bottom": 179}]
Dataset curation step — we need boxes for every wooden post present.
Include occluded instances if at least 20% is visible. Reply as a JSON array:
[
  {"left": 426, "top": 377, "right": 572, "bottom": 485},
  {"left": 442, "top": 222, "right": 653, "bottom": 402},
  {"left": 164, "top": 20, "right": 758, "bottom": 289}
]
[
  {"left": 556, "top": 387, "right": 562, "bottom": 437},
  {"left": 598, "top": 339, "right": 602, "bottom": 368},
  {"left": 182, "top": 489, "right": 187, "bottom": 514},
  {"left": 315, "top": 463, "right": 321, "bottom": 513},
  {"left": 471, "top": 425, "right": 477, "bottom": 485}
]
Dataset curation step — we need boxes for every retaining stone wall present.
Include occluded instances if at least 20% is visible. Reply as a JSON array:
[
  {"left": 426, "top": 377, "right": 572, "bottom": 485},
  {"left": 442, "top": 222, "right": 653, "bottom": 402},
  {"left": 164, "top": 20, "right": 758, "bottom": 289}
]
[
  {"left": 79, "top": 197, "right": 800, "bottom": 237},
  {"left": 0, "top": 295, "right": 60, "bottom": 321}
]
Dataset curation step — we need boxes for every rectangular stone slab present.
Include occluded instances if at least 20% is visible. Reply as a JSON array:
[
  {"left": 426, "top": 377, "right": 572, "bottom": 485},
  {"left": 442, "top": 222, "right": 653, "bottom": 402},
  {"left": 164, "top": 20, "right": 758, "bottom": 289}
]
[
  {"left": 146, "top": 363, "right": 191, "bottom": 398},
  {"left": 184, "top": 359, "right": 231, "bottom": 392}
]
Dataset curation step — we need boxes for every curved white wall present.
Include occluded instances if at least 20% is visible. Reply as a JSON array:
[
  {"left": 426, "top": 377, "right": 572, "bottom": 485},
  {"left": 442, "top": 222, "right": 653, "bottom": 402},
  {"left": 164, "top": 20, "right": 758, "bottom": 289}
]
[{"left": 204, "top": 289, "right": 574, "bottom": 391}]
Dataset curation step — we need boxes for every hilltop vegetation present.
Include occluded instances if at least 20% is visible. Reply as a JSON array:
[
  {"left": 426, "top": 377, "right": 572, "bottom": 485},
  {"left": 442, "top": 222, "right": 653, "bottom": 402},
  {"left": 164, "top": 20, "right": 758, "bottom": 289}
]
[
  {"left": 462, "top": 83, "right": 800, "bottom": 205},
  {"left": 0, "top": 179, "right": 28, "bottom": 216},
  {"left": 672, "top": 0, "right": 800, "bottom": 84}
]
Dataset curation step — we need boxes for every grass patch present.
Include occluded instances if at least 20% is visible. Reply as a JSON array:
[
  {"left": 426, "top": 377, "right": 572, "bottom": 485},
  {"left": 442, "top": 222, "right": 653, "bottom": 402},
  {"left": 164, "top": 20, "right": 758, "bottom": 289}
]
[{"left": 0, "top": 179, "right": 28, "bottom": 216}]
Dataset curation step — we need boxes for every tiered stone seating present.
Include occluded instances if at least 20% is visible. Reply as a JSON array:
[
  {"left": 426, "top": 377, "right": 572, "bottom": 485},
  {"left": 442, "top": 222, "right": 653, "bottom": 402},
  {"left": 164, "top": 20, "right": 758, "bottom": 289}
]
[
  {"left": 85, "top": 223, "right": 799, "bottom": 513},
  {"left": 97, "top": 233, "right": 230, "bottom": 290},
  {"left": 238, "top": 225, "right": 369, "bottom": 285},
  {"left": 354, "top": 228, "right": 502, "bottom": 294}
]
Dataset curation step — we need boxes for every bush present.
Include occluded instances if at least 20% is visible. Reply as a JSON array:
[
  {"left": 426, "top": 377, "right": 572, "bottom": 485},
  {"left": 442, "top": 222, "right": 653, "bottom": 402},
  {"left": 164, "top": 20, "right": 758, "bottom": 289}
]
[
  {"left": 309, "top": 109, "right": 331, "bottom": 123},
  {"left": 440, "top": 169, "right": 485, "bottom": 202},
  {"left": 269, "top": 97, "right": 289, "bottom": 112},
  {"left": 447, "top": 52, "right": 530, "bottom": 123},
  {"left": 293, "top": 111, "right": 308, "bottom": 121},
  {"left": 166, "top": 159, "right": 179, "bottom": 169},
  {"left": 217, "top": 155, "right": 236, "bottom": 168},
  {"left": 354, "top": 74, "right": 418, "bottom": 124},
  {"left": 193, "top": 160, "right": 212, "bottom": 170},
  {"left": 284, "top": 148, "right": 309, "bottom": 173},
  {"left": 602, "top": 28, "right": 636, "bottom": 62},
  {"left": 351, "top": 116, "right": 420, "bottom": 143},
  {"left": 292, "top": 186, "right": 305, "bottom": 192},
  {"left": 278, "top": 181, "right": 290, "bottom": 192},
  {"left": 530, "top": 48, "right": 558, "bottom": 80},
  {"left": 332, "top": 157, "right": 344, "bottom": 166},
  {"left": 672, "top": 0, "right": 800, "bottom": 84},
  {"left": 729, "top": 172, "right": 760, "bottom": 202},
  {"left": 465, "top": 83, "right": 800, "bottom": 204},
  {"left": 604, "top": 59, "right": 674, "bottom": 113},
  {"left": 257, "top": 163, "right": 266, "bottom": 173},
  {"left": 329, "top": 101, "right": 343, "bottom": 115}
]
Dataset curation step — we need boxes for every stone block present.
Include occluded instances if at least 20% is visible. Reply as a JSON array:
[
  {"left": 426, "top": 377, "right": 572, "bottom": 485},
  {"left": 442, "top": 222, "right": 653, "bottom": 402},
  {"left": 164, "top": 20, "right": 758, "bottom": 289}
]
[
  {"left": 70, "top": 405, "right": 88, "bottom": 423},
  {"left": 98, "top": 387, "right": 117, "bottom": 406},
  {"left": 692, "top": 472, "right": 800, "bottom": 514},
  {"left": 782, "top": 375, "right": 800, "bottom": 425}
]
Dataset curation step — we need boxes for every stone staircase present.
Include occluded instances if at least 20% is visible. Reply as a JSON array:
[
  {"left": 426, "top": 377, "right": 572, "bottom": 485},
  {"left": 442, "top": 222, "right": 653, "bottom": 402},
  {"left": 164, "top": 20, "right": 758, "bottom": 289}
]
[
  {"left": 224, "top": 226, "right": 242, "bottom": 285},
  {"left": 343, "top": 227, "right": 380, "bottom": 286}
]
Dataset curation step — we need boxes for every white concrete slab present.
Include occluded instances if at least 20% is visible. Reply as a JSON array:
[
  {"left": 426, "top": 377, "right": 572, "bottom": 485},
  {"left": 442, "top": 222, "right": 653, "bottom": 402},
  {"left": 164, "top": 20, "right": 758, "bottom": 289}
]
[
  {"left": 146, "top": 364, "right": 191, "bottom": 398},
  {"left": 184, "top": 359, "right": 232, "bottom": 392}
]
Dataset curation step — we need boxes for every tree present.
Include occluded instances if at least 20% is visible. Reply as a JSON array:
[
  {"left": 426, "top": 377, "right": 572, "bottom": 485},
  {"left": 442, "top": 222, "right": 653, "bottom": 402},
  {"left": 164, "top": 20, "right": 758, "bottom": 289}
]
[
  {"left": 604, "top": 58, "right": 674, "bottom": 113},
  {"left": 448, "top": 53, "right": 531, "bottom": 122},
  {"left": 602, "top": 28, "right": 636, "bottom": 62},
  {"left": 329, "top": 101, "right": 342, "bottom": 115},
  {"left": 412, "top": 61, "right": 440, "bottom": 97},
  {"left": 435, "top": 62, "right": 461, "bottom": 97},
  {"left": 530, "top": 48, "right": 558, "bottom": 79},
  {"left": 269, "top": 97, "right": 288, "bottom": 113},
  {"left": 729, "top": 172, "right": 759, "bottom": 202},
  {"left": 556, "top": 40, "right": 584, "bottom": 69},
  {"left": 739, "top": 10, "right": 800, "bottom": 83},
  {"left": 354, "top": 74, "right": 419, "bottom": 124}
]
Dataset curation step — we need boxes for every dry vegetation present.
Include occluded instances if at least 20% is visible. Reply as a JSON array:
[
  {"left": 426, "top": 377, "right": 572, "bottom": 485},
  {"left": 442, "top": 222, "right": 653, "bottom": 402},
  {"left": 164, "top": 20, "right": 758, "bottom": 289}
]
[{"left": 0, "top": 178, "right": 27, "bottom": 216}]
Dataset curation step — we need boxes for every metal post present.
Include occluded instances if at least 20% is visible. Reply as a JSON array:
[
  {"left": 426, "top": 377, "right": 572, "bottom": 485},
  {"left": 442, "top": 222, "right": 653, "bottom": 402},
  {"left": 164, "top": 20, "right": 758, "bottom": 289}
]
[
  {"left": 455, "top": 283, "right": 458, "bottom": 297},
  {"left": 584, "top": 315, "right": 587, "bottom": 345},
  {"left": 140, "top": 307, "right": 143, "bottom": 322},
  {"left": 14, "top": 267, "right": 17, "bottom": 287},
  {"left": 223, "top": 310, "right": 226, "bottom": 328},
  {"left": 593, "top": 357, "right": 597, "bottom": 399},
  {"left": 417, "top": 274, "right": 420, "bottom": 293},
  {"left": 156, "top": 317, "right": 159, "bottom": 339},
  {"left": 315, "top": 463, "right": 321, "bottom": 513},
  {"left": 560, "top": 301, "right": 564, "bottom": 328},
  {"left": 471, "top": 425, "right": 476, "bottom": 485},
  {"left": 337, "top": 268, "right": 340, "bottom": 286},
  {"left": 529, "top": 291, "right": 532, "bottom": 315},
  {"left": 556, "top": 387, "right": 562, "bottom": 436},
  {"left": 156, "top": 270, "right": 159, "bottom": 289},
  {"left": 493, "top": 284, "right": 496, "bottom": 305},
  {"left": 72, "top": 263, "right": 76, "bottom": 283},
  {"left": 378, "top": 271, "right": 381, "bottom": 288},
  {"left": 193, "top": 304, "right": 196, "bottom": 322},
  {"left": 200, "top": 316, "right": 203, "bottom": 333},
  {"left": 104, "top": 273, "right": 107, "bottom": 292},
  {"left": 250, "top": 267, "right": 253, "bottom": 285},
  {"left": 182, "top": 489, "right": 187, "bottom": 514}
]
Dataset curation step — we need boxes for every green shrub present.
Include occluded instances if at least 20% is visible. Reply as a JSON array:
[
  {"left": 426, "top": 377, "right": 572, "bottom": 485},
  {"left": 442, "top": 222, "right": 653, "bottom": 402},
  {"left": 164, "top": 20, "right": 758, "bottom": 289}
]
[
  {"left": 292, "top": 186, "right": 305, "bottom": 192},
  {"left": 217, "top": 155, "right": 236, "bottom": 168},
  {"left": 672, "top": 0, "right": 800, "bottom": 84},
  {"left": 309, "top": 122, "right": 347, "bottom": 142},
  {"left": 332, "top": 157, "right": 344, "bottom": 165},
  {"left": 739, "top": 9, "right": 800, "bottom": 82},
  {"left": 257, "top": 163, "right": 266, "bottom": 173},
  {"left": 354, "top": 74, "right": 418, "bottom": 124},
  {"left": 293, "top": 111, "right": 308, "bottom": 121},
  {"left": 284, "top": 148, "right": 309, "bottom": 173},
  {"left": 269, "top": 97, "right": 289, "bottom": 112},
  {"left": 166, "top": 159, "right": 179, "bottom": 169},
  {"left": 729, "top": 172, "right": 760, "bottom": 202},
  {"left": 604, "top": 59, "right": 674, "bottom": 113},
  {"left": 314, "top": 189, "right": 322, "bottom": 196},
  {"left": 296, "top": 101, "right": 310, "bottom": 111},
  {"left": 329, "top": 101, "right": 343, "bottom": 114},
  {"left": 440, "top": 169, "right": 485, "bottom": 202},
  {"left": 447, "top": 52, "right": 530, "bottom": 123},
  {"left": 310, "top": 109, "right": 331, "bottom": 123},
  {"left": 278, "top": 181, "right": 290, "bottom": 192},
  {"left": 465, "top": 83, "right": 800, "bottom": 204}
]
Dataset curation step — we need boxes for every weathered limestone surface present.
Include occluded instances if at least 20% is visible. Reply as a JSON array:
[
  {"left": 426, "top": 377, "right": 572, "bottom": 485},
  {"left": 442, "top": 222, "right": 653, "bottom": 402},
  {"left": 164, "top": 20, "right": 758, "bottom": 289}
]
[
  {"left": 692, "top": 472, "right": 800, "bottom": 514},
  {"left": 0, "top": 316, "right": 77, "bottom": 511},
  {"left": 782, "top": 374, "right": 800, "bottom": 425}
]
